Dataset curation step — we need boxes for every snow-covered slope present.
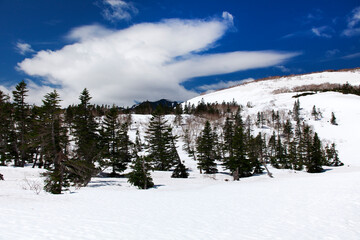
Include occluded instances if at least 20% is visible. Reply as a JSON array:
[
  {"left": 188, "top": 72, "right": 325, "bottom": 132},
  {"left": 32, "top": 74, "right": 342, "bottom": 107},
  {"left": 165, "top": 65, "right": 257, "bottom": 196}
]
[
  {"left": 186, "top": 70, "right": 360, "bottom": 107},
  {"left": 185, "top": 69, "right": 360, "bottom": 166},
  {"left": 1, "top": 69, "right": 360, "bottom": 240}
]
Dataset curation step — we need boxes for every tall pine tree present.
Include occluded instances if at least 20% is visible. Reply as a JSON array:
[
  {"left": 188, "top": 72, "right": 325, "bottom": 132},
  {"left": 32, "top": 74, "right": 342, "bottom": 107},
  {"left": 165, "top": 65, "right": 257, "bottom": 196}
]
[
  {"left": 12, "top": 80, "right": 30, "bottom": 167},
  {"left": 145, "top": 110, "right": 178, "bottom": 171},
  {"left": 0, "top": 91, "right": 12, "bottom": 166},
  {"left": 42, "top": 90, "right": 69, "bottom": 194},
  {"left": 69, "top": 89, "right": 100, "bottom": 186},
  {"left": 101, "top": 106, "right": 131, "bottom": 176},
  {"left": 307, "top": 133, "right": 324, "bottom": 173},
  {"left": 196, "top": 121, "right": 218, "bottom": 174}
]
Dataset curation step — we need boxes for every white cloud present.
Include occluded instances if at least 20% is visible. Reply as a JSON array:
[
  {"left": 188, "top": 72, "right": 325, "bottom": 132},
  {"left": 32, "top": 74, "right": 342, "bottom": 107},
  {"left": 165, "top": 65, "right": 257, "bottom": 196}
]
[
  {"left": 343, "top": 6, "right": 360, "bottom": 37},
  {"left": 222, "top": 11, "right": 234, "bottom": 26},
  {"left": 325, "top": 49, "right": 339, "bottom": 57},
  {"left": 342, "top": 52, "right": 360, "bottom": 59},
  {"left": 311, "top": 26, "right": 333, "bottom": 38},
  {"left": 196, "top": 78, "right": 254, "bottom": 93},
  {"left": 66, "top": 24, "right": 114, "bottom": 42},
  {"left": 347, "top": 6, "right": 360, "bottom": 28},
  {"left": 302, "top": 9, "right": 323, "bottom": 24},
  {"left": 15, "top": 42, "right": 35, "bottom": 55},
  {"left": 100, "top": 0, "right": 138, "bottom": 22},
  {"left": 15, "top": 17, "right": 297, "bottom": 107},
  {"left": 275, "top": 65, "right": 291, "bottom": 73},
  {"left": 342, "top": 28, "right": 360, "bottom": 37}
]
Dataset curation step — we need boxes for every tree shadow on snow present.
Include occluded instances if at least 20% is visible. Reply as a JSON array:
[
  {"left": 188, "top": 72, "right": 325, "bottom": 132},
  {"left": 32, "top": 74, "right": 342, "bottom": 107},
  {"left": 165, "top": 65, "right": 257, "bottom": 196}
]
[
  {"left": 87, "top": 180, "right": 122, "bottom": 188},
  {"left": 97, "top": 172, "right": 127, "bottom": 178}
]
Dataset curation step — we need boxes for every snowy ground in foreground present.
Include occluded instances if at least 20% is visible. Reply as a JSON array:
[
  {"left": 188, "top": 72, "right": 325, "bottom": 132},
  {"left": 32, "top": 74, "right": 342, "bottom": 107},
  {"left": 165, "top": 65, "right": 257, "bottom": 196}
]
[{"left": 1, "top": 163, "right": 360, "bottom": 240}]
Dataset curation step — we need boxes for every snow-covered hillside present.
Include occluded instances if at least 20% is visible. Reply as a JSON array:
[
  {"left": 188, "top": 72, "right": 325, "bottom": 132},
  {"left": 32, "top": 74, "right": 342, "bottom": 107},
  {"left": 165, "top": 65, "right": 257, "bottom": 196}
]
[
  {"left": 1, "top": 69, "right": 360, "bottom": 239},
  {"left": 185, "top": 69, "right": 360, "bottom": 166}
]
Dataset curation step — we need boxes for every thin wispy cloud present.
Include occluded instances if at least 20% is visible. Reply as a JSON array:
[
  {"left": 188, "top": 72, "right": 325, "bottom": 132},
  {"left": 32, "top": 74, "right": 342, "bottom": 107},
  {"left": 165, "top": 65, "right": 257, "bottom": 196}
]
[
  {"left": 196, "top": 78, "right": 254, "bottom": 93},
  {"left": 342, "top": 52, "right": 360, "bottom": 59},
  {"left": 99, "top": 0, "right": 138, "bottom": 22},
  {"left": 15, "top": 14, "right": 297, "bottom": 106},
  {"left": 283, "top": 26, "right": 333, "bottom": 39},
  {"left": 311, "top": 26, "right": 334, "bottom": 38},
  {"left": 15, "top": 42, "right": 35, "bottom": 55},
  {"left": 275, "top": 65, "right": 291, "bottom": 73},
  {"left": 302, "top": 9, "right": 323, "bottom": 24},
  {"left": 342, "top": 6, "right": 360, "bottom": 37},
  {"left": 325, "top": 49, "right": 339, "bottom": 58}
]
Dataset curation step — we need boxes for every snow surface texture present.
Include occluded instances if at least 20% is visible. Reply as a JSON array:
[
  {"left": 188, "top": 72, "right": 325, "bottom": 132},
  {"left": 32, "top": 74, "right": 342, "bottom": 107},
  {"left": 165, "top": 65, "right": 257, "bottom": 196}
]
[{"left": 1, "top": 70, "right": 360, "bottom": 239}]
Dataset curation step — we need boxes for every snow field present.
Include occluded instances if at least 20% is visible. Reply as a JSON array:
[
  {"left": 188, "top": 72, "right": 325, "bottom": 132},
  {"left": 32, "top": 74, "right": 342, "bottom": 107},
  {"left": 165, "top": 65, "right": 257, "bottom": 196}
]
[{"left": 1, "top": 164, "right": 360, "bottom": 239}]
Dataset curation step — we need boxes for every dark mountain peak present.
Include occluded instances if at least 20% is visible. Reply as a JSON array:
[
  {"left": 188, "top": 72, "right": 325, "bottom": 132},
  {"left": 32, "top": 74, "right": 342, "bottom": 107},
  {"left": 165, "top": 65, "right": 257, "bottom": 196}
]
[{"left": 131, "top": 99, "right": 179, "bottom": 114}]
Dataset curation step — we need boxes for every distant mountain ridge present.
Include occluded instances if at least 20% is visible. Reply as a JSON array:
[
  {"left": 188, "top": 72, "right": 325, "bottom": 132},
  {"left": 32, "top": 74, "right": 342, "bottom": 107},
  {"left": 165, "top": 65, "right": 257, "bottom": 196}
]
[{"left": 131, "top": 99, "right": 178, "bottom": 114}]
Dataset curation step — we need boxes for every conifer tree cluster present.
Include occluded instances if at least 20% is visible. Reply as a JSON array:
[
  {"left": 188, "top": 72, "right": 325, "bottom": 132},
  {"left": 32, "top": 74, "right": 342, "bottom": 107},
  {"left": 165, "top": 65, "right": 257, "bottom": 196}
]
[
  {"left": 0, "top": 81, "right": 344, "bottom": 193},
  {"left": 145, "top": 108, "right": 180, "bottom": 171},
  {"left": 191, "top": 100, "right": 343, "bottom": 179},
  {"left": 0, "top": 82, "right": 136, "bottom": 193}
]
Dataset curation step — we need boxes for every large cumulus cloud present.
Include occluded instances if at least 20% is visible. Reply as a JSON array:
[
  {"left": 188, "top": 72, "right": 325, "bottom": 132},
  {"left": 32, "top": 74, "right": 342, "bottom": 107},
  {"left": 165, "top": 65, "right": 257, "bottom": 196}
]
[{"left": 16, "top": 14, "right": 297, "bottom": 106}]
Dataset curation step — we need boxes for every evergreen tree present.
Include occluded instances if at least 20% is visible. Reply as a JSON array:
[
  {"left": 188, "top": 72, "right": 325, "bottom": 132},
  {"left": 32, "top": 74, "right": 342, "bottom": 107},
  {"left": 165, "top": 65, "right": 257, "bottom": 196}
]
[
  {"left": 12, "top": 80, "right": 30, "bottom": 167},
  {"left": 256, "top": 112, "right": 265, "bottom": 128},
  {"left": 292, "top": 99, "right": 300, "bottom": 123},
  {"left": 233, "top": 123, "right": 252, "bottom": 178},
  {"left": 249, "top": 134, "right": 264, "bottom": 174},
  {"left": 298, "top": 123, "right": 313, "bottom": 166},
  {"left": 283, "top": 118, "right": 293, "bottom": 144},
  {"left": 41, "top": 90, "right": 69, "bottom": 194},
  {"left": 268, "top": 131, "right": 279, "bottom": 168},
  {"left": 128, "top": 156, "right": 154, "bottom": 189},
  {"left": 325, "top": 143, "right": 343, "bottom": 166},
  {"left": 223, "top": 115, "right": 251, "bottom": 180},
  {"left": 145, "top": 110, "right": 178, "bottom": 171},
  {"left": 276, "top": 136, "right": 291, "bottom": 169},
  {"left": 171, "top": 161, "right": 189, "bottom": 178},
  {"left": 330, "top": 143, "right": 343, "bottom": 166},
  {"left": 118, "top": 123, "right": 132, "bottom": 171},
  {"left": 196, "top": 121, "right": 218, "bottom": 174},
  {"left": 71, "top": 89, "right": 100, "bottom": 186},
  {"left": 307, "top": 133, "right": 324, "bottom": 173},
  {"left": 275, "top": 111, "right": 281, "bottom": 134},
  {"left": 311, "top": 105, "right": 322, "bottom": 120},
  {"left": 289, "top": 139, "right": 302, "bottom": 170},
  {"left": 174, "top": 104, "right": 183, "bottom": 125},
  {"left": 0, "top": 91, "right": 12, "bottom": 166},
  {"left": 223, "top": 117, "right": 235, "bottom": 160},
  {"left": 101, "top": 106, "right": 131, "bottom": 176},
  {"left": 330, "top": 112, "right": 338, "bottom": 125}
]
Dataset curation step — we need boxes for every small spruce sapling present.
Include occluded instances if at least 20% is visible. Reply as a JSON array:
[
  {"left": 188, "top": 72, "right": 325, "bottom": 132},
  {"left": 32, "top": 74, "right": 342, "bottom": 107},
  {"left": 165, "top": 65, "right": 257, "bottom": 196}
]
[
  {"left": 171, "top": 161, "right": 189, "bottom": 178},
  {"left": 128, "top": 156, "right": 154, "bottom": 189},
  {"left": 330, "top": 112, "right": 338, "bottom": 125},
  {"left": 307, "top": 133, "right": 324, "bottom": 173}
]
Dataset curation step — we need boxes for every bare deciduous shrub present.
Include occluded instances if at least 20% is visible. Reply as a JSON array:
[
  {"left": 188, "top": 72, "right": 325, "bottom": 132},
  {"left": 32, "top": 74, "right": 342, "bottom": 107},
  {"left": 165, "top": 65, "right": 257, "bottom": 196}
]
[
  {"left": 272, "top": 87, "right": 291, "bottom": 94},
  {"left": 22, "top": 177, "right": 42, "bottom": 195}
]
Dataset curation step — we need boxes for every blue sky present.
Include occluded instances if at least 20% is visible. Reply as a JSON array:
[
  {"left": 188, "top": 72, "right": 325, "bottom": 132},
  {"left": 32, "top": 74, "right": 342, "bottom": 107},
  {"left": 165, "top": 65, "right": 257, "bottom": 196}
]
[{"left": 0, "top": 0, "right": 359, "bottom": 106}]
